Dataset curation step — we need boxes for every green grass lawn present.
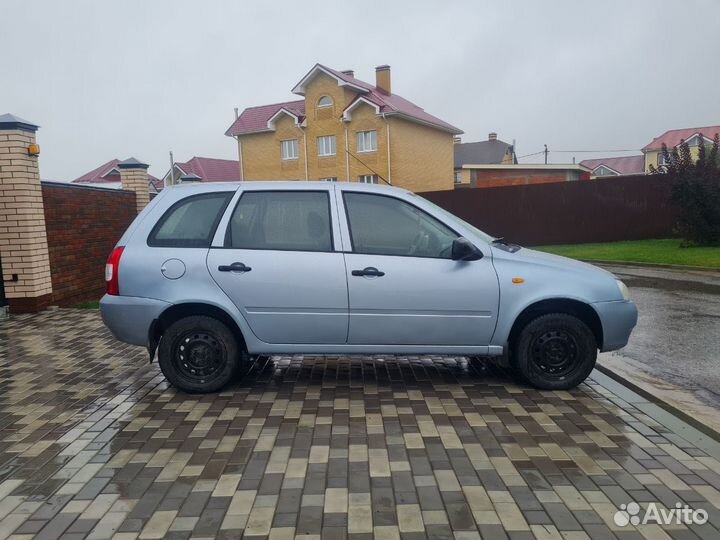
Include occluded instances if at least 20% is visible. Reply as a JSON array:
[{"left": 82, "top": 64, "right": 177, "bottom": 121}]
[{"left": 536, "top": 239, "right": 720, "bottom": 268}]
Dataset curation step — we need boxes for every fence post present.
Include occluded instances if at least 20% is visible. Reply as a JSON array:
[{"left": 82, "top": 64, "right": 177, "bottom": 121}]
[
  {"left": 0, "top": 114, "right": 53, "bottom": 313},
  {"left": 118, "top": 157, "right": 150, "bottom": 213}
]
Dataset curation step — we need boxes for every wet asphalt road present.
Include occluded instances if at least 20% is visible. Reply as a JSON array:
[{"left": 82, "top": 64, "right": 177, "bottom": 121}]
[{"left": 599, "top": 263, "right": 720, "bottom": 409}]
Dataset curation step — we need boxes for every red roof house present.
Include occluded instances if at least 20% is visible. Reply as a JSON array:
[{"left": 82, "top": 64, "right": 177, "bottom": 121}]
[
  {"left": 72, "top": 159, "right": 163, "bottom": 192},
  {"left": 226, "top": 63, "right": 462, "bottom": 137},
  {"left": 643, "top": 125, "right": 720, "bottom": 152},
  {"left": 579, "top": 155, "right": 645, "bottom": 177},
  {"left": 163, "top": 156, "right": 241, "bottom": 185}
]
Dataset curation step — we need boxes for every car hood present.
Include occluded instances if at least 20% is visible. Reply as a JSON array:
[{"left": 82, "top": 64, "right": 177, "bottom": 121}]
[{"left": 491, "top": 246, "right": 615, "bottom": 278}]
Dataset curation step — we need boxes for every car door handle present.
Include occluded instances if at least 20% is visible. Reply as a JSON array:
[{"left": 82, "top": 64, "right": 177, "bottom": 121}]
[
  {"left": 218, "top": 262, "right": 252, "bottom": 273},
  {"left": 351, "top": 267, "right": 385, "bottom": 277}
]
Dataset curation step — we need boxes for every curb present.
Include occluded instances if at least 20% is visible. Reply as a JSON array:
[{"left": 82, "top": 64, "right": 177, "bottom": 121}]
[
  {"left": 583, "top": 259, "right": 720, "bottom": 273},
  {"left": 595, "top": 363, "right": 720, "bottom": 443}
]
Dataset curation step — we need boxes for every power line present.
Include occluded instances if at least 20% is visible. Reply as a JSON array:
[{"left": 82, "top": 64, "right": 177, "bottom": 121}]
[
  {"left": 519, "top": 148, "right": 641, "bottom": 158},
  {"left": 345, "top": 149, "right": 390, "bottom": 185}
]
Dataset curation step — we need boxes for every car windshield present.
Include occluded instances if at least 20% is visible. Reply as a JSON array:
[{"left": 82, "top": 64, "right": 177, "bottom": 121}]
[{"left": 413, "top": 194, "right": 496, "bottom": 244}]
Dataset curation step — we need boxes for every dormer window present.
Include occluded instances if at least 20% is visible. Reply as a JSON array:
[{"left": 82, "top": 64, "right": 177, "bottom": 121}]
[
  {"left": 317, "top": 96, "right": 333, "bottom": 109},
  {"left": 687, "top": 134, "right": 705, "bottom": 147}
]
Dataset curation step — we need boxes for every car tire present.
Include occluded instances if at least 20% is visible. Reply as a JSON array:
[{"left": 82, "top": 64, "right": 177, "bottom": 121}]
[
  {"left": 512, "top": 313, "right": 597, "bottom": 390},
  {"left": 158, "top": 315, "right": 242, "bottom": 393}
]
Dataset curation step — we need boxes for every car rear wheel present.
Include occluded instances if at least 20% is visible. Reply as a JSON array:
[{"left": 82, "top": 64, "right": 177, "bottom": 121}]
[
  {"left": 158, "top": 315, "right": 242, "bottom": 393},
  {"left": 512, "top": 313, "right": 597, "bottom": 390}
]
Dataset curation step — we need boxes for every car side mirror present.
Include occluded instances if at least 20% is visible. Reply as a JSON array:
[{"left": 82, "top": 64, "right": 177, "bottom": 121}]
[{"left": 451, "top": 237, "right": 483, "bottom": 261}]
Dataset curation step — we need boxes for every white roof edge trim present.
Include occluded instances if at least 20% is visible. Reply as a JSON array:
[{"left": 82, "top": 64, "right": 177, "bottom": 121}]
[
  {"left": 292, "top": 64, "right": 369, "bottom": 95},
  {"left": 342, "top": 96, "right": 381, "bottom": 121},
  {"left": 267, "top": 108, "right": 301, "bottom": 130}
]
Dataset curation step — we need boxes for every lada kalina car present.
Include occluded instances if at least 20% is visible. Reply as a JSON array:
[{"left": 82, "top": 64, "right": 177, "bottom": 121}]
[{"left": 100, "top": 182, "right": 637, "bottom": 393}]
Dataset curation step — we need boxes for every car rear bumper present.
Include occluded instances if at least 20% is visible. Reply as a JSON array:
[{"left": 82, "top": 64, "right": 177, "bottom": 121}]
[
  {"left": 592, "top": 300, "right": 638, "bottom": 352},
  {"left": 100, "top": 294, "right": 171, "bottom": 347}
]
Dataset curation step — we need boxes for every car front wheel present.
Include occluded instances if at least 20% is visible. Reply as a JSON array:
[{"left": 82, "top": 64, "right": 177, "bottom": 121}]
[
  {"left": 158, "top": 315, "right": 242, "bottom": 393},
  {"left": 513, "top": 313, "right": 597, "bottom": 390}
]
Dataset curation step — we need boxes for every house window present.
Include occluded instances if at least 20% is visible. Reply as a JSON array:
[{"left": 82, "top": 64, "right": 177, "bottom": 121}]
[
  {"left": 357, "top": 130, "right": 377, "bottom": 153},
  {"left": 454, "top": 171, "right": 462, "bottom": 184},
  {"left": 318, "top": 135, "right": 336, "bottom": 156},
  {"left": 658, "top": 152, "right": 669, "bottom": 166},
  {"left": 593, "top": 165, "right": 617, "bottom": 177},
  {"left": 359, "top": 175, "right": 378, "bottom": 184},
  {"left": 281, "top": 139, "right": 299, "bottom": 160},
  {"left": 317, "top": 96, "right": 333, "bottom": 108},
  {"left": 320, "top": 177, "right": 337, "bottom": 182},
  {"left": 687, "top": 134, "right": 703, "bottom": 147}
]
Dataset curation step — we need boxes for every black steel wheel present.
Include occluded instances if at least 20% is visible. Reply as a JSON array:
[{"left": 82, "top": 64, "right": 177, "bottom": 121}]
[
  {"left": 512, "top": 313, "right": 597, "bottom": 390},
  {"left": 158, "top": 315, "right": 240, "bottom": 393}
]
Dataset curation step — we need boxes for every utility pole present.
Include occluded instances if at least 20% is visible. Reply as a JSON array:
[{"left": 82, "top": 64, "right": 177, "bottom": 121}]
[
  {"left": 544, "top": 144, "right": 548, "bottom": 164},
  {"left": 168, "top": 151, "right": 176, "bottom": 187}
]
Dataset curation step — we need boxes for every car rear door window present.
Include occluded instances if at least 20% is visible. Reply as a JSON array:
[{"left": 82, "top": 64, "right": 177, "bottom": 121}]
[
  {"left": 148, "top": 192, "right": 233, "bottom": 247},
  {"left": 343, "top": 192, "right": 458, "bottom": 258},
  {"left": 226, "top": 191, "right": 332, "bottom": 252}
]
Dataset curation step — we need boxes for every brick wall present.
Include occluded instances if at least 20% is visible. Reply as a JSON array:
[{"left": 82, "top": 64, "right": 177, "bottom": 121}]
[
  {"left": 42, "top": 182, "right": 136, "bottom": 306},
  {"left": 464, "top": 168, "right": 590, "bottom": 188}
]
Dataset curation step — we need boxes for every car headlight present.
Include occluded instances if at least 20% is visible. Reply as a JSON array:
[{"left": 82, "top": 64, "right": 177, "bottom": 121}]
[{"left": 616, "top": 280, "right": 630, "bottom": 301}]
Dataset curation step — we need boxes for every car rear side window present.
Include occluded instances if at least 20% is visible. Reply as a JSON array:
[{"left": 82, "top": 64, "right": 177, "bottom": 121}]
[
  {"left": 226, "top": 191, "right": 332, "bottom": 252},
  {"left": 148, "top": 192, "right": 232, "bottom": 247}
]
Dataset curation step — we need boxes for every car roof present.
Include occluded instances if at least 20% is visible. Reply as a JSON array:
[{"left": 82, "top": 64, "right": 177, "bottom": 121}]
[{"left": 164, "top": 180, "right": 411, "bottom": 196}]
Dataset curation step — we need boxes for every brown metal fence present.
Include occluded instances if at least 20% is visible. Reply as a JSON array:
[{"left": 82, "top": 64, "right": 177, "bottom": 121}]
[{"left": 421, "top": 174, "right": 677, "bottom": 246}]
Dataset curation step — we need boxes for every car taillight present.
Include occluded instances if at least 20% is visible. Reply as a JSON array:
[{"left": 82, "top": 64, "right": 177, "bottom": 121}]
[{"left": 105, "top": 246, "right": 125, "bottom": 296}]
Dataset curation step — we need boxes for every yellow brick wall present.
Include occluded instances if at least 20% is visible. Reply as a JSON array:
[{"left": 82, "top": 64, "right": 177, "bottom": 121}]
[
  {"left": 240, "top": 114, "right": 307, "bottom": 181},
  {"left": 644, "top": 146, "right": 703, "bottom": 172},
  {"left": 388, "top": 117, "right": 454, "bottom": 192},
  {"left": 0, "top": 129, "right": 53, "bottom": 300},
  {"left": 119, "top": 168, "right": 150, "bottom": 212},
  {"left": 346, "top": 101, "right": 388, "bottom": 183},
  {"left": 453, "top": 168, "right": 472, "bottom": 185},
  {"left": 238, "top": 72, "right": 455, "bottom": 191}
]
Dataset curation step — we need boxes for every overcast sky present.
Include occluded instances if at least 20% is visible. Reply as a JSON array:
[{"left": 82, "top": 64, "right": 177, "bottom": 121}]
[{"left": 2, "top": 0, "right": 719, "bottom": 180}]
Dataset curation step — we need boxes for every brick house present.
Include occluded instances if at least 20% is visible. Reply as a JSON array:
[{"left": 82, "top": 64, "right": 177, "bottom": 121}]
[
  {"left": 72, "top": 158, "right": 163, "bottom": 193},
  {"left": 579, "top": 155, "right": 645, "bottom": 178},
  {"left": 642, "top": 125, "right": 720, "bottom": 172},
  {"left": 225, "top": 64, "right": 463, "bottom": 192},
  {"left": 457, "top": 164, "right": 591, "bottom": 188},
  {"left": 454, "top": 133, "right": 517, "bottom": 185}
]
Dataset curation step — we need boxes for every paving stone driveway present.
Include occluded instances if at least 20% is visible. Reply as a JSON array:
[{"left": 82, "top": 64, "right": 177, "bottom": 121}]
[{"left": 2, "top": 309, "right": 720, "bottom": 540}]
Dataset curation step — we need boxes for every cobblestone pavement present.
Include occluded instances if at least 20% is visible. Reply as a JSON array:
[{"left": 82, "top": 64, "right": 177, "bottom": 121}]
[{"left": 1, "top": 309, "right": 720, "bottom": 540}]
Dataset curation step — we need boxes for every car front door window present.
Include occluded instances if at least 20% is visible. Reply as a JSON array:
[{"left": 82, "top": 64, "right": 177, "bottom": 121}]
[{"left": 343, "top": 192, "right": 458, "bottom": 258}]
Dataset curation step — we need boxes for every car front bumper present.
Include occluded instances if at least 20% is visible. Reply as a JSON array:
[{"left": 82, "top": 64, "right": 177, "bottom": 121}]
[
  {"left": 100, "top": 294, "right": 171, "bottom": 347},
  {"left": 592, "top": 300, "right": 638, "bottom": 352}
]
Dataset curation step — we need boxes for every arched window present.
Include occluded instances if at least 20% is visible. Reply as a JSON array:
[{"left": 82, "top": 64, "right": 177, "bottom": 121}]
[{"left": 317, "top": 96, "right": 333, "bottom": 108}]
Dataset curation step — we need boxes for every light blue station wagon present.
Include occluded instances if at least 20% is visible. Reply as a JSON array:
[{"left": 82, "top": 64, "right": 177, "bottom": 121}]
[{"left": 101, "top": 182, "right": 637, "bottom": 393}]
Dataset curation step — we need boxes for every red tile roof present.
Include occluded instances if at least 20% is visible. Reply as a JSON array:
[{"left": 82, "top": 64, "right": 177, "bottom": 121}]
[
  {"left": 175, "top": 156, "right": 241, "bottom": 182},
  {"left": 643, "top": 125, "right": 720, "bottom": 151},
  {"left": 226, "top": 64, "right": 462, "bottom": 137},
  {"left": 579, "top": 155, "right": 645, "bottom": 176},
  {"left": 225, "top": 100, "right": 306, "bottom": 137},
  {"left": 73, "top": 159, "right": 161, "bottom": 185}
]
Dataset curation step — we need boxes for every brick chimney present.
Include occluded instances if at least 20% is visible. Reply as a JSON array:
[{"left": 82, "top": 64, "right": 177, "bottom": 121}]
[
  {"left": 375, "top": 65, "right": 391, "bottom": 94},
  {"left": 488, "top": 132, "right": 497, "bottom": 141},
  {"left": 341, "top": 69, "right": 355, "bottom": 78}
]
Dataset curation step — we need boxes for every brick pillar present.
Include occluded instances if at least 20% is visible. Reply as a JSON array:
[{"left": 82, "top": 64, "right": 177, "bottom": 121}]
[
  {"left": 118, "top": 157, "right": 150, "bottom": 213},
  {"left": 0, "top": 114, "right": 53, "bottom": 313}
]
